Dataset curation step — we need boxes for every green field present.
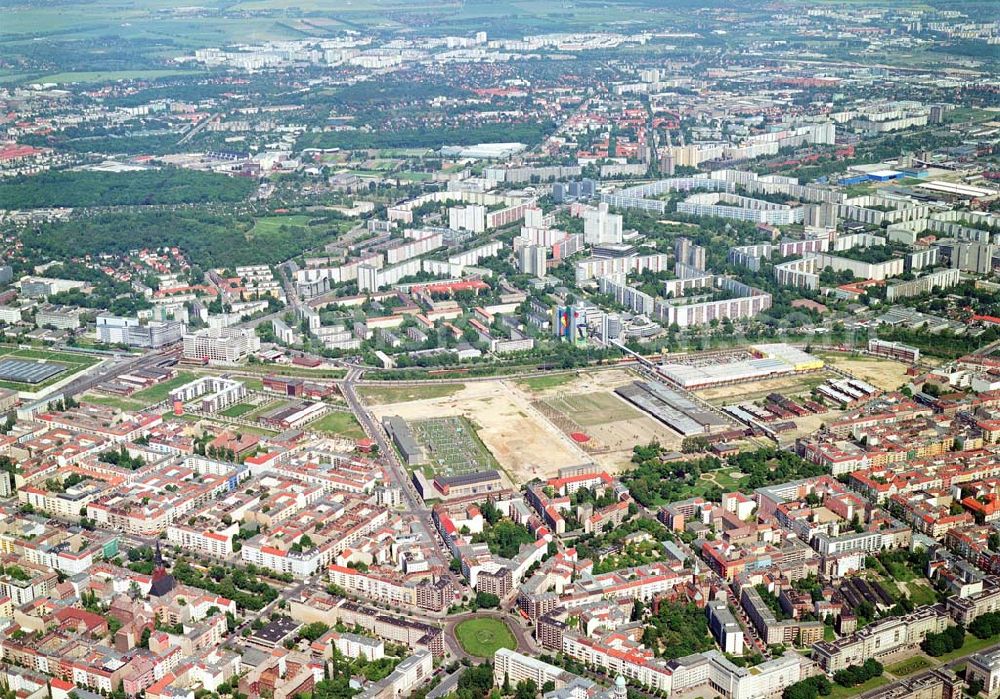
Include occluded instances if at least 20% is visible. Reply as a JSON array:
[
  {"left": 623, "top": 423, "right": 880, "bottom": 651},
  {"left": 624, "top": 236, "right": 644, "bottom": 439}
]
[
  {"left": 453, "top": 618, "right": 516, "bottom": 658},
  {"left": 131, "top": 371, "right": 196, "bottom": 404},
  {"left": 309, "top": 411, "right": 365, "bottom": 439},
  {"left": 358, "top": 383, "right": 463, "bottom": 405},
  {"left": 544, "top": 391, "right": 640, "bottom": 426},
  {"left": 250, "top": 215, "right": 314, "bottom": 236},
  {"left": 936, "top": 633, "right": 1000, "bottom": 663},
  {"left": 828, "top": 676, "right": 889, "bottom": 699},
  {"left": 238, "top": 365, "right": 344, "bottom": 380},
  {"left": 517, "top": 373, "right": 578, "bottom": 392},
  {"left": 82, "top": 394, "right": 146, "bottom": 412},
  {"left": 30, "top": 70, "right": 201, "bottom": 85},
  {"left": 0, "top": 345, "right": 102, "bottom": 391},
  {"left": 907, "top": 583, "right": 938, "bottom": 607},
  {"left": 886, "top": 656, "right": 932, "bottom": 677},
  {"left": 219, "top": 403, "right": 258, "bottom": 418},
  {"left": 242, "top": 377, "right": 264, "bottom": 391}
]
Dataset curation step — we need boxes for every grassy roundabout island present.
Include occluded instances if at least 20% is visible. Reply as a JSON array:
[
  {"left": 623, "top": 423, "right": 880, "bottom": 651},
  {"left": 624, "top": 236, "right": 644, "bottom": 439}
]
[{"left": 454, "top": 617, "right": 517, "bottom": 657}]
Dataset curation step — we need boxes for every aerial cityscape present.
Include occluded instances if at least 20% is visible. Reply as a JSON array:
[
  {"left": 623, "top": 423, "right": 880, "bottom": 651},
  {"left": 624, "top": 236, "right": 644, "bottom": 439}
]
[{"left": 0, "top": 2, "right": 997, "bottom": 699}]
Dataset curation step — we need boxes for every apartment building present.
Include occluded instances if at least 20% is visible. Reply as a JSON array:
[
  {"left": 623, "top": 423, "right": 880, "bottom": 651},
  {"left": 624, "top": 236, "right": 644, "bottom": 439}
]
[
  {"left": 812, "top": 607, "right": 949, "bottom": 672},
  {"left": 493, "top": 649, "right": 570, "bottom": 689}
]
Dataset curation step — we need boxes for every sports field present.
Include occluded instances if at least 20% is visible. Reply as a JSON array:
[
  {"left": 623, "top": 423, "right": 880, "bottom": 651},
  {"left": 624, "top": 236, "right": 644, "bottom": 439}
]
[
  {"left": 543, "top": 392, "right": 640, "bottom": 426},
  {"left": 218, "top": 403, "right": 257, "bottom": 418}
]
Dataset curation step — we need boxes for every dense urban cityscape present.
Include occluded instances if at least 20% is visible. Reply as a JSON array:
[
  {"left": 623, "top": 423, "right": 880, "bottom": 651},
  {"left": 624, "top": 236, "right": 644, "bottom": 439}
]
[{"left": 0, "top": 2, "right": 997, "bottom": 699}]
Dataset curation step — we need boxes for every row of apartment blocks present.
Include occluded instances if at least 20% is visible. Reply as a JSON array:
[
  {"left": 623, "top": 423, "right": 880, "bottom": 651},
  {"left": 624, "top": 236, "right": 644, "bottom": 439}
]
[
  {"left": 289, "top": 589, "right": 445, "bottom": 657},
  {"left": 327, "top": 565, "right": 456, "bottom": 612},
  {"left": 597, "top": 274, "right": 773, "bottom": 329},
  {"left": 814, "top": 576, "right": 1000, "bottom": 673},
  {"left": 532, "top": 607, "right": 815, "bottom": 699}
]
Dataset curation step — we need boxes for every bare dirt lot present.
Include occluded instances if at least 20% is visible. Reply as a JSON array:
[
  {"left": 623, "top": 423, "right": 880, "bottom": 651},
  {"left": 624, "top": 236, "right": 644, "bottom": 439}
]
[
  {"left": 365, "top": 368, "right": 682, "bottom": 480},
  {"left": 365, "top": 380, "right": 591, "bottom": 484},
  {"left": 819, "top": 354, "right": 911, "bottom": 391},
  {"left": 520, "top": 368, "right": 685, "bottom": 472},
  {"left": 694, "top": 371, "right": 834, "bottom": 406}
]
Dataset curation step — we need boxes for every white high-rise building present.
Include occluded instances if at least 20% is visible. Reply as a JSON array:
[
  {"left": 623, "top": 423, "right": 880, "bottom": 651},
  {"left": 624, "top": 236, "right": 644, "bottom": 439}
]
[
  {"left": 449, "top": 205, "right": 487, "bottom": 233},
  {"left": 523, "top": 206, "right": 545, "bottom": 229},
  {"left": 584, "top": 203, "right": 623, "bottom": 245},
  {"left": 952, "top": 242, "right": 995, "bottom": 275},
  {"left": 518, "top": 244, "right": 548, "bottom": 278}
]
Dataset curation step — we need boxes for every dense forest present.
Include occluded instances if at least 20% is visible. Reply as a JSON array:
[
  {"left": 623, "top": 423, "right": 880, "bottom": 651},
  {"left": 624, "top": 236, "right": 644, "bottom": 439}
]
[
  {"left": 298, "top": 121, "right": 557, "bottom": 151},
  {"left": 0, "top": 168, "right": 255, "bottom": 209},
  {"left": 18, "top": 210, "right": 346, "bottom": 268}
]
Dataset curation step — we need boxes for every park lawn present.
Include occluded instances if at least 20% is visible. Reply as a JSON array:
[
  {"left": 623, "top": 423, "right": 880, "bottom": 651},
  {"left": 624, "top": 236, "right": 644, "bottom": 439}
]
[
  {"left": 454, "top": 618, "right": 516, "bottom": 658},
  {"left": 828, "top": 676, "right": 889, "bottom": 699},
  {"left": 907, "top": 583, "right": 938, "bottom": 607},
  {"left": 131, "top": 371, "right": 196, "bottom": 404},
  {"left": 886, "top": 655, "right": 932, "bottom": 677},
  {"left": 243, "top": 377, "right": 264, "bottom": 391},
  {"left": 937, "top": 633, "right": 1000, "bottom": 663},
  {"left": 517, "top": 373, "right": 578, "bottom": 391},
  {"left": 310, "top": 411, "right": 365, "bottom": 439},
  {"left": 358, "top": 383, "right": 463, "bottom": 405},
  {"left": 219, "top": 403, "right": 257, "bottom": 418}
]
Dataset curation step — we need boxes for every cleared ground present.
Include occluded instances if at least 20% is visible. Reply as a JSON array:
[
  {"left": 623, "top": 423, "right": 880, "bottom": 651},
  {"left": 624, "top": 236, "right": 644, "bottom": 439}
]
[
  {"left": 537, "top": 391, "right": 684, "bottom": 471},
  {"left": 522, "top": 368, "right": 685, "bottom": 471},
  {"left": 693, "top": 369, "right": 844, "bottom": 442},
  {"left": 817, "top": 352, "right": 912, "bottom": 392},
  {"left": 694, "top": 371, "right": 834, "bottom": 406},
  {"left": 358, "top": 383, "right": 463, "bottom": 405},
  {"left": 544, "top": 392, "right": 640, "bottom": 426},
  {"left": 365, "top": 380, "right": 588, "bottom": 484},
  {"left": 83, "top": 394, "right": 145, "bottom": 412},
  {"left": 131, "top": 371, "right": 196, "bottom": 404}
]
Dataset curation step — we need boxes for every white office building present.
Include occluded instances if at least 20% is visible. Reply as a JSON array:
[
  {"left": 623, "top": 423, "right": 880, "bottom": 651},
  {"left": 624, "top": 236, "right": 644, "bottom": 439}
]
[{"left": 182, "top": 327, "right": 261, "bottom": 363}]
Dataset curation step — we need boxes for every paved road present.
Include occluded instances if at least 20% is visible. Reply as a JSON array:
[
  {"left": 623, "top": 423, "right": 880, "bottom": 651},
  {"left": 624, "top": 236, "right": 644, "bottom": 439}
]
[
  {"left": 56, "top": 346, "right": 181, "bottom": 400},
  {"left": 427, "top": 670, "right": 461, "bottom": 699},
  {"left": 341, "top": 374, "right": 447, "bottom": 568},
  {"left": 178, "top": 112, "right": 219, "bottom": 145}
]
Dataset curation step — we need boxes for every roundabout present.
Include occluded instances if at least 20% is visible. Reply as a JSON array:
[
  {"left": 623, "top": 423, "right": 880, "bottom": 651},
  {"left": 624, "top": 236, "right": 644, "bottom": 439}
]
[{"left": 453, "top": 617, "right": 518, "bottom": 658}]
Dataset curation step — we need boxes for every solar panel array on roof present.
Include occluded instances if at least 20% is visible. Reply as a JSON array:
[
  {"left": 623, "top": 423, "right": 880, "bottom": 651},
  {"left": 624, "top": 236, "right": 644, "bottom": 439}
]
[{"left": 0, "top": 359, "right": 66, "bottom": 384}]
